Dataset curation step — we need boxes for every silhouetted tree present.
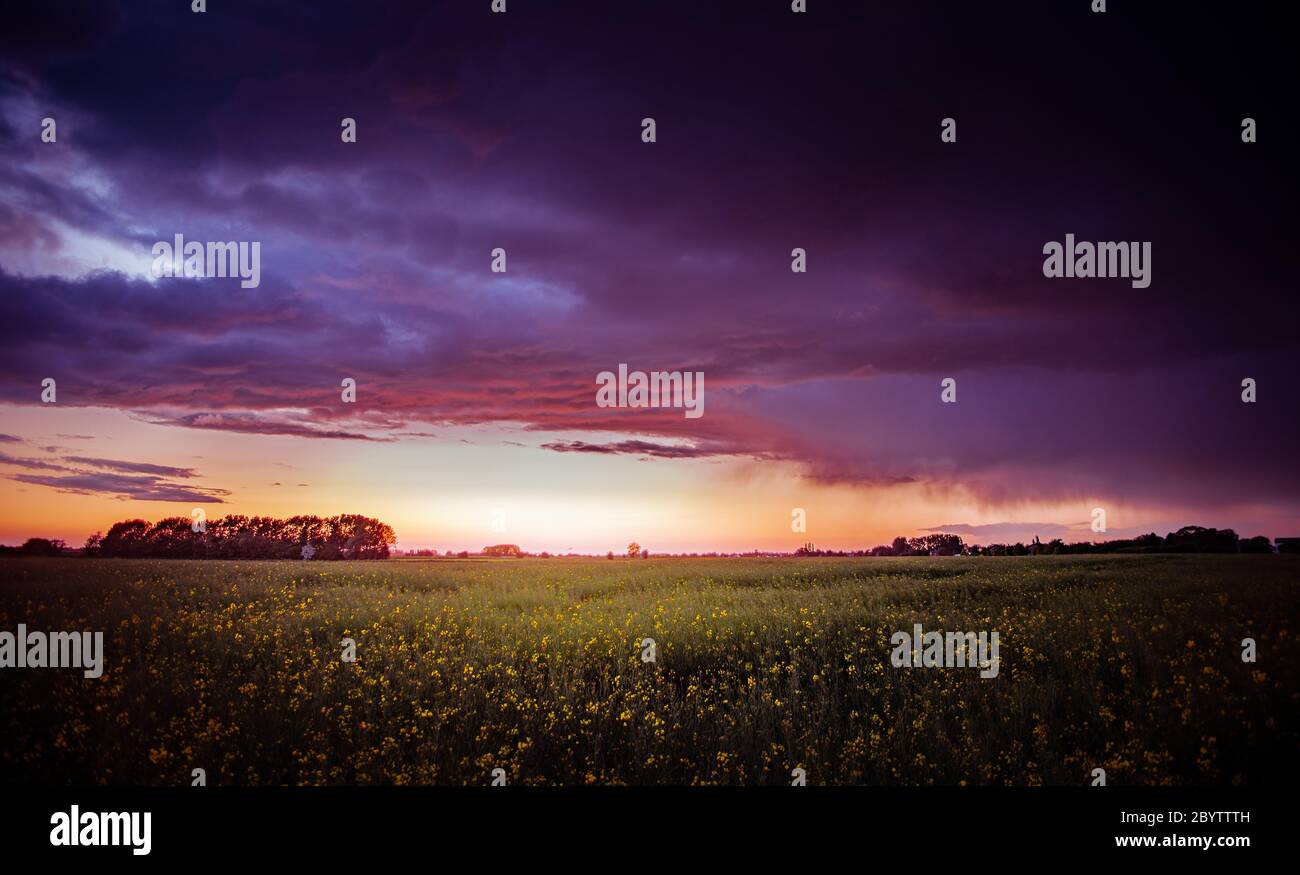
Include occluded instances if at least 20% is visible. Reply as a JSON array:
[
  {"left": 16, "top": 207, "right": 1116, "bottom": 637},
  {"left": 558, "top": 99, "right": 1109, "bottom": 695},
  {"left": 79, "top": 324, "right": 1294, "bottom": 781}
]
[
  {"left": 14, "top": 538, "right": 67, "bottom": 556},
  {"left": 1240, "top": 535, "right": 1273, "bottom": 553},
  {"left": 100, "top": 519, "right": 150, "bottom": 558},
  {"left": 906, "top": 534, "right": 964, "bottom": 556},
  {"left": 90, "top": 514, "right": 395, "bottom": 560},
  {"left": 1165, "top": 526, "right": 1239, "bottom": 554}
]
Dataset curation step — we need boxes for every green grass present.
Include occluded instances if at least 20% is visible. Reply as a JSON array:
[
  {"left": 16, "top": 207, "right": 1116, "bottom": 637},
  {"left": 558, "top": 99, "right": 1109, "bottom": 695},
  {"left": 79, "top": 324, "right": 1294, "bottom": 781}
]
[{"left": 1, "top": 555, "right": 1296, "bottom": 785}]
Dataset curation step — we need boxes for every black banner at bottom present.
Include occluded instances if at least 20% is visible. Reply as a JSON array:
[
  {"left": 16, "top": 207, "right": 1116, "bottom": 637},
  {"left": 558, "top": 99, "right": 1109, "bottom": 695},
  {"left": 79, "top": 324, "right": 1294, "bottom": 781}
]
[{"left": 0, "top": 786, "right": 1276, "bottom": 861}]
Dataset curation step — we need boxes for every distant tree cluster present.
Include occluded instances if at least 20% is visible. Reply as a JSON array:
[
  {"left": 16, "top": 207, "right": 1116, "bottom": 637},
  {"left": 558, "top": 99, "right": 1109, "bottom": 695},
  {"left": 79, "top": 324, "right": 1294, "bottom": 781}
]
[
  {"left": 81, "top": 514, "right": 395, "bottom": 560},
  {"left": 795, "top": 526, "right": 1288, "bottom": 557},
  {"left": 0, "top": 537, "right": 69, "bottom": 556},
  {"left": 969, "top": 527, "right": 1275, "bottom": 556},
  {"left": 798, "top": 533, "right": 964, "bottom": 557}
]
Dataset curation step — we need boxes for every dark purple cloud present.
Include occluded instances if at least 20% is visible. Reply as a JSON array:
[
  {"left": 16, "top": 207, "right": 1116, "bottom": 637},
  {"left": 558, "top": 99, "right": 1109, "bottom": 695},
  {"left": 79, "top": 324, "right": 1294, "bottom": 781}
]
[
  {"left": 10, "top": 472, "right": 227, "bottom": 503},
  {"left": 541, "top": 440, "right": 740, "bottom": 460},
  {"left": 1, "top": 450, "right": 227, "bottom": 502},
  {"left": 131, "top": 411, "right": 398, "bottom": 443},
  {"left": 0, "top": 1, "right": 1296, "bottom": 526},
  {"left": 60, "top": 456, "right": 196, "bottom": 477},
  {"left": 0, "top": 451, "right": 74, "bottom": 472}
]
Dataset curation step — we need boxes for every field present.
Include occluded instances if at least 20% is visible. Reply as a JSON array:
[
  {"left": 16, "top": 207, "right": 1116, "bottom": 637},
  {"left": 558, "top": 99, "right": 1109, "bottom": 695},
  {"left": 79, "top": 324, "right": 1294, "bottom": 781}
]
[{"left": 1, "top": 555, "right": 1297, "bottom": 786}]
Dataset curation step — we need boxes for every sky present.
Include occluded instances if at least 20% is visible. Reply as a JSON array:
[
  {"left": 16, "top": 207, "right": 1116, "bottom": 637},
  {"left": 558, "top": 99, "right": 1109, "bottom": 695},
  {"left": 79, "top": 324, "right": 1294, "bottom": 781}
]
[{"left": 1, "top": 1, "right": 1297, "bottom": 553}]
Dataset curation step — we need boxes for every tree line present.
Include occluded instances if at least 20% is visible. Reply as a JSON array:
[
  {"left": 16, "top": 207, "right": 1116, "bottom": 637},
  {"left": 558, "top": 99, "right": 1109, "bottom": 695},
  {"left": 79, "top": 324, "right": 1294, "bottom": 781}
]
[
  {"left": 0, "top": 538, "right": 69, "bottom": 556},
  {"left": 794, "top": 526, "right": 1294, "bottom": 556},
  {"left": 76, "top": 514, "right": 396, "bottom": 560},
  {"left": 4, "top": 522, "right": 1294, "bottom": 561}
]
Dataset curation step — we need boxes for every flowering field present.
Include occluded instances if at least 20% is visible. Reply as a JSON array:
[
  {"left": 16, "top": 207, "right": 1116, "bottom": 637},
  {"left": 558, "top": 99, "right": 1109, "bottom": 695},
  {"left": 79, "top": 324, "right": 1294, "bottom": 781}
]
[{"left": 1, "top": 555, "right": 1296, "bottom": 785}]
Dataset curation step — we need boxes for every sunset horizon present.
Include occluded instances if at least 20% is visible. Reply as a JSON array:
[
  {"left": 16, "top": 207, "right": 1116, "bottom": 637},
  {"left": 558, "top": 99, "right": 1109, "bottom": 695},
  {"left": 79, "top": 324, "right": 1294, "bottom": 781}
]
[{"left": 4, "top": 402, "right": 1296, "bottom": 555}]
